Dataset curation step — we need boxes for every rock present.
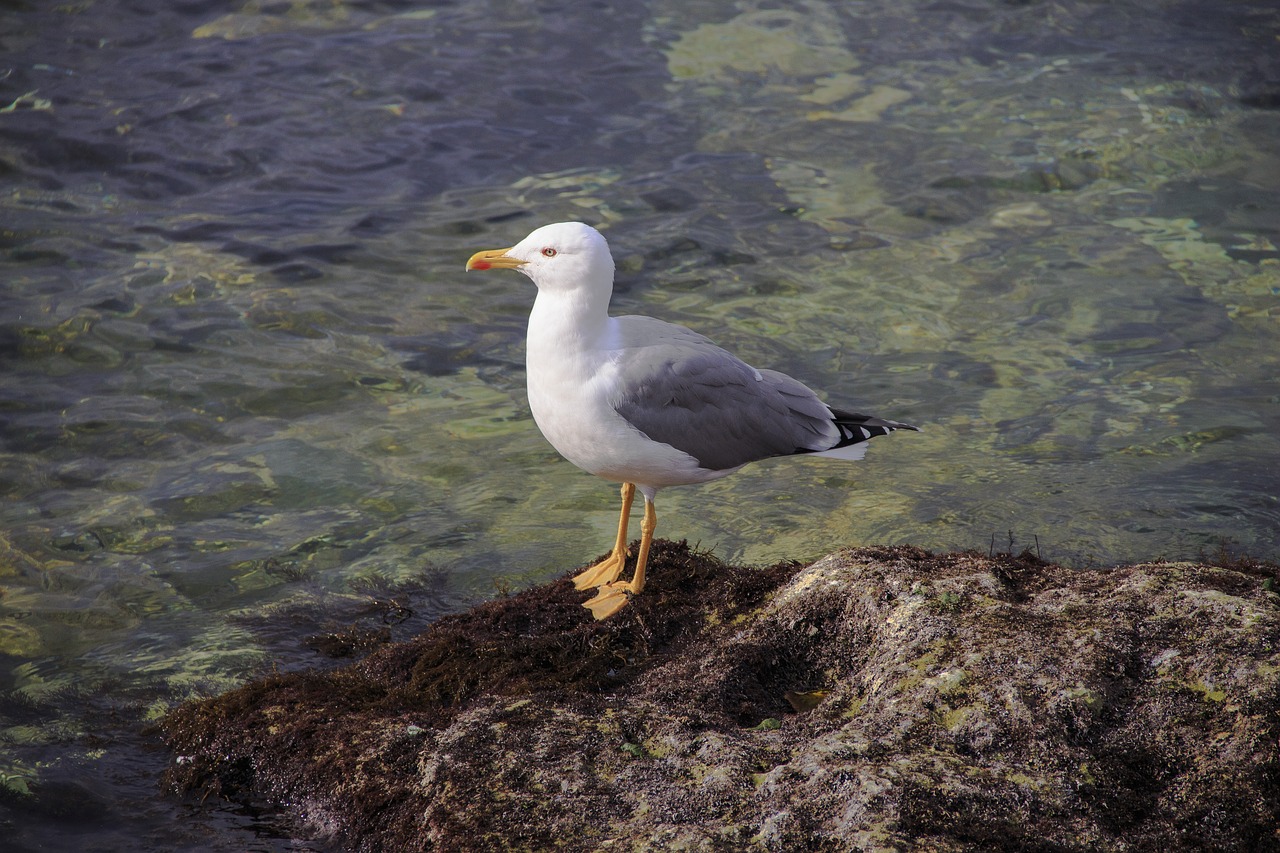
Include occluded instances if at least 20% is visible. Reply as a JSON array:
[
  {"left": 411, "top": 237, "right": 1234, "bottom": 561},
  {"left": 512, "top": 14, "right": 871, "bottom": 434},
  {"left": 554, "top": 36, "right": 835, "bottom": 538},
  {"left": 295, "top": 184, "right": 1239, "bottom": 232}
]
[{"left": 161, "top": 542, "right": 1280, "bottom": 852}]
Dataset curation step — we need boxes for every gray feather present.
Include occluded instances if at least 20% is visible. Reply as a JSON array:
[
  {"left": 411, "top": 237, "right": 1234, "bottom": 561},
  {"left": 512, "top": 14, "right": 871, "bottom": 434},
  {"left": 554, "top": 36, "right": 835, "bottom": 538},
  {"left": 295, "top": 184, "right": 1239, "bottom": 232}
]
[{"left": 610, "top": 316, "right": 839, "bottom": 471}]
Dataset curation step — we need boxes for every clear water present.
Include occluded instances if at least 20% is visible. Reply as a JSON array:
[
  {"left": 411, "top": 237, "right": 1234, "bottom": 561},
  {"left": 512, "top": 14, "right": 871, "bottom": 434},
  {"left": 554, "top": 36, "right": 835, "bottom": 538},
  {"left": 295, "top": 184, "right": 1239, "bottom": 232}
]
[{"left": 1, "top": 0, "right": 1277, "bottom": 847}]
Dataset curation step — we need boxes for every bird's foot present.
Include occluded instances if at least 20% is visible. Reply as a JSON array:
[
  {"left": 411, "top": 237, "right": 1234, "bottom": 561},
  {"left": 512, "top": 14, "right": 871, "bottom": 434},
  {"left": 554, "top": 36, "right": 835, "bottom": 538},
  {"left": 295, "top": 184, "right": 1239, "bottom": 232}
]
[
  {"left": 581, "top": 581, "right": 637, "bottom": 620},
  {"left": 572, "top": 549, "right": 628, "bottom": 591}
]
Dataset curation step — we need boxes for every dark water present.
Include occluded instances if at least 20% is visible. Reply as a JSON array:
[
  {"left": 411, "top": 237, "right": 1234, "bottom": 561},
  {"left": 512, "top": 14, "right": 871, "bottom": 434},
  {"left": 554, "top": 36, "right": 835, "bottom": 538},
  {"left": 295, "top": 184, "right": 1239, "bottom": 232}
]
[{"left": 2, "top": 0, "right": 1278, "bottom": 848}]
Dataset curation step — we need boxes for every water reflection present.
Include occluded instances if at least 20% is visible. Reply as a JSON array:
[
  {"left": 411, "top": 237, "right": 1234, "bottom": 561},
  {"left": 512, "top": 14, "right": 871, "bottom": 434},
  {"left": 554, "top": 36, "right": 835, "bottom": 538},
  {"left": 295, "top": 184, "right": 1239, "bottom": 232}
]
[{"left": 1, "top": 0, "right": 1278, "bottom": 848}]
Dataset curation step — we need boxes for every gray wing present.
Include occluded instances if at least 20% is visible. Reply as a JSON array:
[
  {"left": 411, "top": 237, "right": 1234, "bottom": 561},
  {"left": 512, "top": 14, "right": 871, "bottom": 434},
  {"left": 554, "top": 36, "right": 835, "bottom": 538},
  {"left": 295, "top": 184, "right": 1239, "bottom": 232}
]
[{"left": 610, "top": 316, "right": 838, "bottom": 471}]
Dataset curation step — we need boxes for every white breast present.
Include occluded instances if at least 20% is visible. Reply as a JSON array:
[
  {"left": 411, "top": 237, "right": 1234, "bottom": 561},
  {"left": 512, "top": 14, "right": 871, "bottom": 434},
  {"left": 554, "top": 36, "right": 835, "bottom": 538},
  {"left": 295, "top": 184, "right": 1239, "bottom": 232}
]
[{"left": 525, "top": 314, "right": 722, "bottom": 490}]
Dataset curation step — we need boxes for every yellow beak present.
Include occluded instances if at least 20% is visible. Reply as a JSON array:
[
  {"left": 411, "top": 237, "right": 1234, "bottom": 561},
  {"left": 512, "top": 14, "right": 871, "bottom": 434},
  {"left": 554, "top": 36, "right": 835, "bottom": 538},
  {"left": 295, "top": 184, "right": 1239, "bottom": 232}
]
[{"left": 465, "top": 248, "right": 527, "bottom": 271}]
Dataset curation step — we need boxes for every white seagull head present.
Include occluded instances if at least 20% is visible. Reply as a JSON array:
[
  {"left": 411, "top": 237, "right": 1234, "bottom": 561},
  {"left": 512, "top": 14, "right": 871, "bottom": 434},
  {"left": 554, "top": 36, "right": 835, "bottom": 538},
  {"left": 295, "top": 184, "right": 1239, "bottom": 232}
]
[{"left": 466, "top": 221, "right": 614, "bottom": 296}]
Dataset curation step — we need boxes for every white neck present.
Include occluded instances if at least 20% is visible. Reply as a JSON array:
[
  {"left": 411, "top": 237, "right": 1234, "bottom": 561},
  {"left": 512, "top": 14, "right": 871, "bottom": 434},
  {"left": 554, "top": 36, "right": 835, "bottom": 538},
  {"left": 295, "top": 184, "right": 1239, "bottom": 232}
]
[{"left": 525, "top": 285, "right": 613, "bottom": 367}]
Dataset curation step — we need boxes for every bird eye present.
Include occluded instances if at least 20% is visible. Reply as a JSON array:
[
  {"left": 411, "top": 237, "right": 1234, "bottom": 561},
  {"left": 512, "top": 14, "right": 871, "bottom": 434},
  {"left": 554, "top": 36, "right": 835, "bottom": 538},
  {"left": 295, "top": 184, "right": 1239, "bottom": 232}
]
[{"left": 541, "top": 247, "right": 557, "bottom": 258}]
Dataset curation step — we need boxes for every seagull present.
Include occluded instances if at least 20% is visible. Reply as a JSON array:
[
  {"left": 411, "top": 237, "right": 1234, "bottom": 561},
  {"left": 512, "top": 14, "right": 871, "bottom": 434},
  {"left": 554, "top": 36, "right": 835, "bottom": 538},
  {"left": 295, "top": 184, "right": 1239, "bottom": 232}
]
[{"left": 466, "top": 222, "right": 917, "bottom": 619}]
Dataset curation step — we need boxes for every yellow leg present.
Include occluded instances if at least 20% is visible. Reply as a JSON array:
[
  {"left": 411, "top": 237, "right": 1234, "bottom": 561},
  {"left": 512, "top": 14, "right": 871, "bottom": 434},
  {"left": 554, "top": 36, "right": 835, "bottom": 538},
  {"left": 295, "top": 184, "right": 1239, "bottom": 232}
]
[
  {"left": 572, "top": 483, "right": 634, "bottom": 590},
  {"left": 630, "top": 497, "right": 656, "bottom": 596},
  {"left": 583, "top": 495, "right": 657, "bottom": 620}
]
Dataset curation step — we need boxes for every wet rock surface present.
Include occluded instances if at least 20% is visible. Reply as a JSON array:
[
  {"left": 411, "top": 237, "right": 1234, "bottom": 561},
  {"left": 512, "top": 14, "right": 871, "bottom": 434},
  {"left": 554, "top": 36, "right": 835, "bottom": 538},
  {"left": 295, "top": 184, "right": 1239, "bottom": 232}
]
[{"left": 162, "top": 541, "right": 1280, "bottom": 852}]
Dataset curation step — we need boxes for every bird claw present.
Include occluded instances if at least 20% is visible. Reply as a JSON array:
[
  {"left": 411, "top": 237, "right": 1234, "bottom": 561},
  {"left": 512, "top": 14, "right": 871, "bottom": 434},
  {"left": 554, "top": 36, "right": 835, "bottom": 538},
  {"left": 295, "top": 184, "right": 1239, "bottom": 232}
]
[
  {"left": 582, "top": 581, "right": 635, "bottom": 620},
  {"left": 572, "top": 550, "right": 627, "bottom": 590}
]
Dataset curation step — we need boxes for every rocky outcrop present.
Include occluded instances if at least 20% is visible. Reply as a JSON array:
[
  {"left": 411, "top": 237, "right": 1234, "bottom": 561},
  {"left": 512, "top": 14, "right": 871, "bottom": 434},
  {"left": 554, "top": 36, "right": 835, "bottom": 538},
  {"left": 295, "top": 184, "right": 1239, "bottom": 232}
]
[{"left": 162, "top": 541, "right": 1280, "bottom": 851}]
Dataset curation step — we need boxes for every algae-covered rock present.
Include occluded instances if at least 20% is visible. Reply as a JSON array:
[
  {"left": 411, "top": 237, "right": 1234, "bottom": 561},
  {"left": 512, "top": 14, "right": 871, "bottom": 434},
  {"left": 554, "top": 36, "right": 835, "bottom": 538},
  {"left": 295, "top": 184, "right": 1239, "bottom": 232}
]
[{"left": 162, "top": 542, "right": 1280, "bottom": 851}]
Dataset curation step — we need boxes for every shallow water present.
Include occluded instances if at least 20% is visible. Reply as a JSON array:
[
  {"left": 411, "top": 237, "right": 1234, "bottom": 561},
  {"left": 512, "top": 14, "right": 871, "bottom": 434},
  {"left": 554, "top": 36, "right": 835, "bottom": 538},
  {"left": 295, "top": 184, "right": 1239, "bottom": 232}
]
[{"left": 1, "top": 0, "right": 1278, "bottom": 847}]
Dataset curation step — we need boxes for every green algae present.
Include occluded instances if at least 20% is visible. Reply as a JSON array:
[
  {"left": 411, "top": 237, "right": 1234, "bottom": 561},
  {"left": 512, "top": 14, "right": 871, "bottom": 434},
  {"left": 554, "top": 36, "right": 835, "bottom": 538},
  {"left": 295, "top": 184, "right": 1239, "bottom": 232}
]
[
  {"left": 0, "top": 620, "right": 42, "bottom": 658},
  {"left": 665, "top": 5, "right": 860, "bottom": 82},
  {"left": 193, "top": 0, "right": 353, "bottom": 40}
]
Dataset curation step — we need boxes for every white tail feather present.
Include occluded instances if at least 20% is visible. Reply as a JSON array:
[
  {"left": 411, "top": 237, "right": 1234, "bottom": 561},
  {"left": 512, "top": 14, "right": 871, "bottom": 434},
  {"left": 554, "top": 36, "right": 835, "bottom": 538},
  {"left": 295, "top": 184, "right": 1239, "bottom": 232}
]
[{"left": 815, "top": 442, "right": 869, "bottom": 462}]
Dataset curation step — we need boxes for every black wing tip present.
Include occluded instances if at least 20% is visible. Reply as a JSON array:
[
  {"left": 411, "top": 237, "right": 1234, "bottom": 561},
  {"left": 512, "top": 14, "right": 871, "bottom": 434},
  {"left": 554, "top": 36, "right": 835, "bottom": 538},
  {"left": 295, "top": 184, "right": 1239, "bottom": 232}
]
[
  {"left": 831, "top": 410, "right": 920, "bottom": 433},
  {"left": 872, "top": 419, "right": 920, "bottom": 432},
  {"left": 831, "top": 420, "right": 917, "bottom": 447}
]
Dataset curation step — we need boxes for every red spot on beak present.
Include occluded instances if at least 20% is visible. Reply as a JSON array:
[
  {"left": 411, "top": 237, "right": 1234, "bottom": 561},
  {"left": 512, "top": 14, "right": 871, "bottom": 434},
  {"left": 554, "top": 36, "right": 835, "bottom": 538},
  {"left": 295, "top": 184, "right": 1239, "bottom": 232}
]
[{"left": 471, "top": 260, "right": 491, "bottom": 270}]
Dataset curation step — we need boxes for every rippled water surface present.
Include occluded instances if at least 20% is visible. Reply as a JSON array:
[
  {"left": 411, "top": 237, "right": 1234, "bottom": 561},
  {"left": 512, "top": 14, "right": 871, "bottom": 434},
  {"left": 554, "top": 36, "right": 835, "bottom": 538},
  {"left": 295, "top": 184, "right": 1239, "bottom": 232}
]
[{"left": 2, "top": 0, "right": 1278, "bottom": 847}]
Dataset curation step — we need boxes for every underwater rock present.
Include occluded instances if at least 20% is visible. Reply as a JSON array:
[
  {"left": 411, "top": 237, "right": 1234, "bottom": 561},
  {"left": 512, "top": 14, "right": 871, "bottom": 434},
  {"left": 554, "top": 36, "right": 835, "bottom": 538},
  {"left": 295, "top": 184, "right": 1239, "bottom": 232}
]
[{"left": 162, "top": 541, "right": 1280, "bottom": 852}]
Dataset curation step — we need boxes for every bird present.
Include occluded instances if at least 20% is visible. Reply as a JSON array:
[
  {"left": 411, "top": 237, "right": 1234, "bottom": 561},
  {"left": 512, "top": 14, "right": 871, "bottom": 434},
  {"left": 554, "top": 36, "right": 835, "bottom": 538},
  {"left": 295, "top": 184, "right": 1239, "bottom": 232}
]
[{"left": 465, "top": 221, "right": 917, "bottom": 619}]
